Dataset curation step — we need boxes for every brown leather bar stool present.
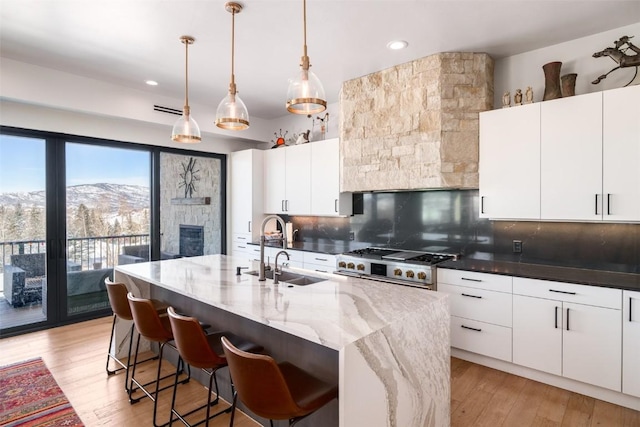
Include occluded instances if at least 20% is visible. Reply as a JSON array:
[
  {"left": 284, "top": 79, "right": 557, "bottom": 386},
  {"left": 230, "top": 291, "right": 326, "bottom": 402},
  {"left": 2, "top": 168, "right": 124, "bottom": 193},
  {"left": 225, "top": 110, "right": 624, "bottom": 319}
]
[
  {"left": 221, "top": 336, "right": 338, "bottom": 427},
  {"left": 166, "top": 307, "right": 263, "bottom": 427},
  {"left": 104, "top": 278, "right": 168, "bottom": 392},
  {"left": 127, "top": 293, "right": 190, "bottom": 427}
]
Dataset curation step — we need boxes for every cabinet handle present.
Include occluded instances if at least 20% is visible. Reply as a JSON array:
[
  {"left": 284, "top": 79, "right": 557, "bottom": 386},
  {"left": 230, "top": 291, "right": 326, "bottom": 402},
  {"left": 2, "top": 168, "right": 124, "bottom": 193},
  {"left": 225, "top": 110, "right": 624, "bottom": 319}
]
[
  {"left": 554, "top": 306, "right": 559, "bottom": 329},
  {"left": 248, "top": 221, "right": 252, "bottom": 232},
  {"left": 566, "top": 308, "right": 570, "bottom": 331},
  {"left": 315, "top": 269, "right": 328, "bottom": 273},
  {"left": 595, "top": 194, "right": 599, "bottom": 215},
  {"left": 549, "top": 289, "right": 576, "bottom": 295},
  {"left": 461, "top": 325, "right": 482, "bottom": 332},
  {"left": 286, "top": 200, "right": 290, "bottom": 212},
  {"left": 461, "top": 277, "right": 482, "bottom": 282},
  {"left": 630, "top": 297, "right": 633, "bottom": 322},
  {"left": 315, "top": 257, "right": 328, "bottom": 262},
  {"left": 335, "top": 199, "right": 338, "bottom": 213},
  {"left": 461, "top": 293, "right": 482, "bottom": 299},
  {"left": 237, "top": 245, "right": 246, "bottom": 249},
  {"left": 481, "top": 196, "right": 485, "bottom": 214},
  {"left": 281, "top": 200, "right": 285, "bottom": 212},
  {"left": 607, "top": 194, "right": 611, "bottom": 215},
  {"left": 237, "top": 236, "right": 247, "bottom": 240}
]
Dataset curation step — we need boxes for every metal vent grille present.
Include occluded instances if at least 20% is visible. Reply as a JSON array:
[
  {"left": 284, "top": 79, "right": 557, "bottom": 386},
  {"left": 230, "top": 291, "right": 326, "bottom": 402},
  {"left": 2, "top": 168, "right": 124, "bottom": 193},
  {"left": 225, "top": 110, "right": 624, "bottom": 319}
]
[{"left": 153, "top": 105, "right": 182, "bottom": 116}]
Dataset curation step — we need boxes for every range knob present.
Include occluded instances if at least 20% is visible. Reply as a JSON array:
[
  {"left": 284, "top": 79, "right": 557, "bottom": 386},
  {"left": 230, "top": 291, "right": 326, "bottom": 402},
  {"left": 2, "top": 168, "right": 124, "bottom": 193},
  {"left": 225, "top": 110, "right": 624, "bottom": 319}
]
[
  {"left": 394, "top": 268, "right": 402, "bottom": 276},
  {"left": 405, "top": 270, "right": 415, "bottom": 278},
  {"left": 357, "top": 264, "right": 366, "bottom": 271},
  {"left": 417, "top": 271, "right": 427, "bottom": 280},
  {"left": 347, "top": 262, "right": 355, "bottom": 269},
  {"left": 338, "top": 261, "right": 347, "bottom": 268}
]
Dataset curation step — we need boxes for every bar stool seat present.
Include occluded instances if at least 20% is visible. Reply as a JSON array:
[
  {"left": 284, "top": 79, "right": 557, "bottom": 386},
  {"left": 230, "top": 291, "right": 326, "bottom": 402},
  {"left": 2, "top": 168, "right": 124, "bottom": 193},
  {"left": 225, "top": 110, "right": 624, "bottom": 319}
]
[
  {"left": 104, "top": 278, "right": 169, "bottom": 392},
  {"left": 166, "top": 307, "right": 263, "bottom": 427},
  {"left": 127, "top": 293, "right": 190, "bottom": 427},
  {"left": 221, "top": 336, "right": 337, "bottom": 427}
]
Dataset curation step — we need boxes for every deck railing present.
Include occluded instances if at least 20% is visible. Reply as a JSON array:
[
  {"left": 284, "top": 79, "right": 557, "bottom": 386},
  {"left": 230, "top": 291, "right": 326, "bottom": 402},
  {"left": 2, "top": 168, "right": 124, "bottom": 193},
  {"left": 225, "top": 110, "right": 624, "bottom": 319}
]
[{"left": 0, "top": 234, "right": 150, "bottom": 273}]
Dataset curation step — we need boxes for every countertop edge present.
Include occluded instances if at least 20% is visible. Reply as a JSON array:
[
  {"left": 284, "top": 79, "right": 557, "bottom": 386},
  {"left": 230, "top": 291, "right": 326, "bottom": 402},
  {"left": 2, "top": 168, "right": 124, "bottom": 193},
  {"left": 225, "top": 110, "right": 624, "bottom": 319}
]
[{"left": 438, "top": 259, "right": 640, "bottom": 292}]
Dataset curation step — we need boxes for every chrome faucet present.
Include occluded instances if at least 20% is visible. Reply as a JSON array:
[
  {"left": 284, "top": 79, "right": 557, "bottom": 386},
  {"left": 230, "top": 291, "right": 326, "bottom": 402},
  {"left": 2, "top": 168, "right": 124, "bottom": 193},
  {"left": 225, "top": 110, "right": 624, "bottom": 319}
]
[
  {"left": 273, "top": 250, "right": 290, "bottom": 285},
  {"left": 259, "top": 215, "right": 287, "bottom": 281}
]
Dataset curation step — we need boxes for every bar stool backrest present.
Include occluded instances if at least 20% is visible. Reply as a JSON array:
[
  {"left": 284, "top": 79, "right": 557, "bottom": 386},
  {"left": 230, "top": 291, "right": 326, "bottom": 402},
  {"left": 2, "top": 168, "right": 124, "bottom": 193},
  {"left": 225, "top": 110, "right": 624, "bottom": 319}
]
[
  {"left": 221, "top": 336, "right": 301, "bottom": 420},
  {"left": 167, "top": 307, "right": 226, "bottom": 369},
  {"left": 105, "top": 279, "right": 133, "bottom": 321},
  {"left": 127, "top": 293, "right": 173, "bottom": 343}
]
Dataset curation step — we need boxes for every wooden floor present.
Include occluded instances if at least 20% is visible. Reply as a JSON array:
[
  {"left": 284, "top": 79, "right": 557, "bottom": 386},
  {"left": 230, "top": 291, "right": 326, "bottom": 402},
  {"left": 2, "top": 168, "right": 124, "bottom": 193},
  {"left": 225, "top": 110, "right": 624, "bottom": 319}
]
[{"left": 0, "top": 316, "right": 638, "bottom": 427}]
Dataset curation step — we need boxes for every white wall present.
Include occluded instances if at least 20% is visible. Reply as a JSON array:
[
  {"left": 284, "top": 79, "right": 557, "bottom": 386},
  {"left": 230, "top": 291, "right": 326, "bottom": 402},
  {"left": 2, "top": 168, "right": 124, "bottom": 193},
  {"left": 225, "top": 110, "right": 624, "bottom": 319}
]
[
  {"left": 0, "top": 57, "right": 271, "bottom": 145},
  {"left": 494, "top": 23, "right": 640, "bottom": 109}
]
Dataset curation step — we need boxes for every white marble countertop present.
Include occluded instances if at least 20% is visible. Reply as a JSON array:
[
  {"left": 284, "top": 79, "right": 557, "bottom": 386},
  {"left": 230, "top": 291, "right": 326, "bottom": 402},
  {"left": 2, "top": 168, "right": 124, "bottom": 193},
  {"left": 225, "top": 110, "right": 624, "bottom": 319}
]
[{"left": 115, "top": 254, "right": 448, "bottom": 351}]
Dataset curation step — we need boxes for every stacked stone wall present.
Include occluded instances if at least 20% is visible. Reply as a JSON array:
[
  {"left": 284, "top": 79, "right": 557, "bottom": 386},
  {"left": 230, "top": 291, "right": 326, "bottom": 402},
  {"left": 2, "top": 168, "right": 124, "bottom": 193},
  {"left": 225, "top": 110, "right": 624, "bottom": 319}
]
[{"left": 340, "top": 52, "right": 493, "bottom": 192}]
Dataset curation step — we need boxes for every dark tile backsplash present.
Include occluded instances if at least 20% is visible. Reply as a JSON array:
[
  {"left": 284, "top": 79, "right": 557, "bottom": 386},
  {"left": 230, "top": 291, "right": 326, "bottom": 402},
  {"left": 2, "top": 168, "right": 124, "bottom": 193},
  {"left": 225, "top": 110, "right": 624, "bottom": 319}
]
[{"left": 290, "top": 190, "right": 639, "bottom": 274}]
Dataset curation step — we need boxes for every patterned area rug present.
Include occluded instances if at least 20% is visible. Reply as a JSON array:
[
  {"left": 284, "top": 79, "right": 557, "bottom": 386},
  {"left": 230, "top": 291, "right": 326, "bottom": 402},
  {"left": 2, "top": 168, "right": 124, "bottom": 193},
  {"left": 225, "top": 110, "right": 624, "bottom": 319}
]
[{"left": 0, "top": 358, "right": 83, "bottom": 426}]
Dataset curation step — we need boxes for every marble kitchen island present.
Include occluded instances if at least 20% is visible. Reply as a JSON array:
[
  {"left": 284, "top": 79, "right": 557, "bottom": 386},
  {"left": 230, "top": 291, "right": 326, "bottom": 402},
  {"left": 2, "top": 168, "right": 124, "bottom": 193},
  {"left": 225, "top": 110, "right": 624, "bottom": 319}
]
[{"left": 114, "top": 254, "right": 450, "bottom": 427}]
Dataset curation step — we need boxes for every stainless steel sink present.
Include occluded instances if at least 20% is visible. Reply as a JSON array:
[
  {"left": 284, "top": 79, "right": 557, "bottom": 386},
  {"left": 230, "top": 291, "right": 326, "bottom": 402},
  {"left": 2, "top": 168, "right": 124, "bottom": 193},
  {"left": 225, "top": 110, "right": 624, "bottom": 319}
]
[{"left": 244, "top": 269, "right": 326, "bottom": 285}]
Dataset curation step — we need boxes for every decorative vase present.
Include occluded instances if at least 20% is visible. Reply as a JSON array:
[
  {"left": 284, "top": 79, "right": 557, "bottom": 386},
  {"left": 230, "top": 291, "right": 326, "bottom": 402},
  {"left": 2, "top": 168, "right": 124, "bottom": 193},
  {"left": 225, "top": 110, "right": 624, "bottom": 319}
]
[
  {"left": 561, "top": 73, "right": 578, "bottom": 97},
  {"left": 542, "top": 61, "right": 563, "bottom": 101}
]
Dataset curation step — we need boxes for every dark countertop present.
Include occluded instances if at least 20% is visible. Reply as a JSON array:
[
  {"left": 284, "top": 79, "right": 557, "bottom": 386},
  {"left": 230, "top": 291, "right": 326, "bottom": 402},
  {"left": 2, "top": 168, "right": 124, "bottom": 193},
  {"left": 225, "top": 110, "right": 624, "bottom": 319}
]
[
  {"left": 249, "top": 241, "right": 639, "bottom": 291},
  {"left": 438, "top": 258, "right": 640, "bottom": 292},
  {"left": 248, "top": 240, "right": 370, "bottom": 255}
]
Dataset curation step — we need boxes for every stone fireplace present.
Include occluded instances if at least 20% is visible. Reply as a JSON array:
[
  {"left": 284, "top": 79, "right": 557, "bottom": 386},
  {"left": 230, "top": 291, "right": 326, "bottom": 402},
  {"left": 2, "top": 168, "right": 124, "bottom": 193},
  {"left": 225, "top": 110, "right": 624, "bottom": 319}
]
[
  {"left": 179, "top": 225, "right": 204, "bottom": 257},
  {"left": 340, "top": 52, "right": 494, "bottom": 192}
]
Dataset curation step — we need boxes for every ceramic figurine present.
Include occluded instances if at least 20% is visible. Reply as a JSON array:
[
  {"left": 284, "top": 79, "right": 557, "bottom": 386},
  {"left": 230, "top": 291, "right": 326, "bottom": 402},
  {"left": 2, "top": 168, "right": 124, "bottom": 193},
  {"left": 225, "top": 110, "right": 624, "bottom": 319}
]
[
  {"left": 525, "top": 86, "right": 534, "bottom": 104},
  {"left": 502, "top": 91, "right": 511, "bottom": 108},
  {"left": 514, "top": 89, "right": 523, "bottom": 106}
]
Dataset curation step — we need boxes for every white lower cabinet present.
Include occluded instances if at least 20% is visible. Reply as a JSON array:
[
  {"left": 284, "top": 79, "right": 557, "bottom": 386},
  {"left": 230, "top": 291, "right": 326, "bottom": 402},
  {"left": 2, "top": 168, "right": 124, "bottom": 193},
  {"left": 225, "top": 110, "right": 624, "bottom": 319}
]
[
  {"left": 623, "top": 290, "right": 640, "bottom": 398},
  {"left": 438, "top": 269, "right": 513, "bottom": 362},
  {"left": 512, "top": 278, "right": 622, "bottom": 392},
  {"left": 302, "top": 252, "right": 337, "bottom": 273}
]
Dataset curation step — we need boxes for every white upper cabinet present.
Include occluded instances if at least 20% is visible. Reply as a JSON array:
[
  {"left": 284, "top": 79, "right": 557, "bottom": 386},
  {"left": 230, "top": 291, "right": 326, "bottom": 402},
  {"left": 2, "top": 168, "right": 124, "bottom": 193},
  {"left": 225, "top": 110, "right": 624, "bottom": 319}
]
[
  {"left": 264, "top": 140, "right": 351, "bottom": 217},
  {"left": 284, "top": 144, "right": 312, "bottom": 215},
  {"left": 230, "top": 149, "right": 264, "bottom": 239},
  {"left": 263, "top": 147, "right": 289, "bottom": 214},
  {"left": 540, "top": 92, "right": 603, "bottom": 221},
  {"left": 311, "top": 138, "right": 352, "bottom": 216},
  {"left": 479, "top": 86, "right": 639, "bottom": 223},
  {"left": 602, "top": 85, "right": 640, "bottom": 221},
  {"left": 479, "top": 103, "right": 541, "bottom": 219}
]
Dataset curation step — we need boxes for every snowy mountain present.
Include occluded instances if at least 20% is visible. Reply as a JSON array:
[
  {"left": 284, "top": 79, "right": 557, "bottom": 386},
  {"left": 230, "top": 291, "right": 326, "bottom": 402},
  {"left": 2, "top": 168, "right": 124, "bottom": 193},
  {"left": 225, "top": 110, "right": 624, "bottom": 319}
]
[{"left": 0, "top": 183, "right": 150, "bottom": 212}]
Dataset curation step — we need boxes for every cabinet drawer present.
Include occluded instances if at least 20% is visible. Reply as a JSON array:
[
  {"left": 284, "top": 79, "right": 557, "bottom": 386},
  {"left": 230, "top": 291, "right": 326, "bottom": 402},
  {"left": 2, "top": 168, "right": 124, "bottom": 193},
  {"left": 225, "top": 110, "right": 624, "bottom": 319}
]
[
  {"left": 439, "top": 283, "right": 512, "bottom": 327},
  {"left": 438, "top": 268, "right": 512, "bottom": 293},
  {"left": 232, "top": 233, "right": 251, "bottom": 243},
  {"left": 513, "top": 277, "right": 621, "bottom": 309},
  {"left": 302, "top": 253, "right": 336, "bottom": 271},
  {"left": 450, "top": 316, "right": 512, "bottom": 362}
]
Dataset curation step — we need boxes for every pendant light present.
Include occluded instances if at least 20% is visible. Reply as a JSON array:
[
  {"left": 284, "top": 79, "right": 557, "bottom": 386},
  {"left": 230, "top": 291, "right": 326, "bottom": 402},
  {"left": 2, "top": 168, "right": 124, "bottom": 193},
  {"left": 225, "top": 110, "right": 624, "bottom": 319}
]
[
  {"left": 286, "top": 0, "right": 326, "bottom": 115},
  {"left": 216, "top": 2, "right": 250, "bottom": 130},
  {"left": 172, "top": 36, "right": 201, "bottom": 143}
]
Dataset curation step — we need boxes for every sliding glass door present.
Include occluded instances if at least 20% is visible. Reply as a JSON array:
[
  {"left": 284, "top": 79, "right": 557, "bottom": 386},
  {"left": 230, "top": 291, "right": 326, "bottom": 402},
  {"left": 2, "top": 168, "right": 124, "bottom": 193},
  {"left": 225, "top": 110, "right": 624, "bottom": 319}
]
[
  {"left": 1, "top": 126, "right": 225, "bottom": 337},
  {"left": 65, "top": 142, "right": 150, "bottom": 316},
  {"left": 0, "top": 134, "right": 49, "bottom": 330}
]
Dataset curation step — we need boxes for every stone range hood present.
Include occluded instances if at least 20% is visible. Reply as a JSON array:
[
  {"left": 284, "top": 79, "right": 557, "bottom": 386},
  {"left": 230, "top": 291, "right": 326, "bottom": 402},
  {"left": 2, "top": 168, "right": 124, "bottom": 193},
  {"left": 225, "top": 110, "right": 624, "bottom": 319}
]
[{"left": 339, "top": 52, "right": 494, "bottom": 192}]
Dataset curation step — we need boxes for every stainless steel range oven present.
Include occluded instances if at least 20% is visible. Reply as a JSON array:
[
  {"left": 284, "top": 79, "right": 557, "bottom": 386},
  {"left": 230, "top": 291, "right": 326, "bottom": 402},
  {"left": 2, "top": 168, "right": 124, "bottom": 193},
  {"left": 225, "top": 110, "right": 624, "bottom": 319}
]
[{"left": 335, "top": 247, "right": 458, "bottom": 290}]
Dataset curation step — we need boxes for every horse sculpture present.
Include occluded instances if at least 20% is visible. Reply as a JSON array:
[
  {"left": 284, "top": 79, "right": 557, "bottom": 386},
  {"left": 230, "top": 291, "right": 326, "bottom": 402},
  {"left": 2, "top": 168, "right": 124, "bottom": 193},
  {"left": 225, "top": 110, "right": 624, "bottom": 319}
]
[{"left": 592, "top": 35, "right": 640, "bottom": 86}]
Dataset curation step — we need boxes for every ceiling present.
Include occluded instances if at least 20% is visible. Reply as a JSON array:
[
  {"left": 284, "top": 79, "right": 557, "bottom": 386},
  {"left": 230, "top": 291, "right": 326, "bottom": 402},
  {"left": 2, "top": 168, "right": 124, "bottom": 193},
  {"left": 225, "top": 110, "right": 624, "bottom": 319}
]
[{"left": 1, "top": 1, "right": 639, "bottom": 120}]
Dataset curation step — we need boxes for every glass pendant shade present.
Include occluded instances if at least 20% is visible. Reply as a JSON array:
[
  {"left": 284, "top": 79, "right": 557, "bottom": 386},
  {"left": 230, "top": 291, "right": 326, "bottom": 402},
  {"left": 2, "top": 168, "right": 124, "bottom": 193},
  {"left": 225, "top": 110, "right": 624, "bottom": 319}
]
[
  {"left": 216, "top": 91, "right": 249, "bottom": 130},
  {"left": 286, "top": 0, "right": 326, "bottom": 115},
  {"left": 172, "top": 107, "right": 201, "bottom": 143},
  {"left": 286, "top": 66, "right": 326, "bottom": 114},
  {"left": 172, "top": 35, "right": 201, "bottom": 143},
  {"left": 216, "top": 2, "right": 249, "bottom": 131}
]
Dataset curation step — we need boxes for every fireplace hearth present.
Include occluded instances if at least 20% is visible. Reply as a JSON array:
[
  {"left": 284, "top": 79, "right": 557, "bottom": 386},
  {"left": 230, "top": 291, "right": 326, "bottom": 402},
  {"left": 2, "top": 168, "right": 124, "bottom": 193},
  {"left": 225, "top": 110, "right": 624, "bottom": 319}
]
[{"left": 179, "top": 225, "right": 204, "bottom": 257}]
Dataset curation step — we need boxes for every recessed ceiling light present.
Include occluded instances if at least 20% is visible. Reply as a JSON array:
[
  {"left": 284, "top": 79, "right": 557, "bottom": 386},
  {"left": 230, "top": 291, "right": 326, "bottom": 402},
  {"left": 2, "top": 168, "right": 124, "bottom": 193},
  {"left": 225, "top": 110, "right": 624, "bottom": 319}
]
[
  {"left": 387, "top": 40, "right": 408, "bottom": 50},
  {"left": 145, "top": 80, "right": 159, "bottom": 86}
]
